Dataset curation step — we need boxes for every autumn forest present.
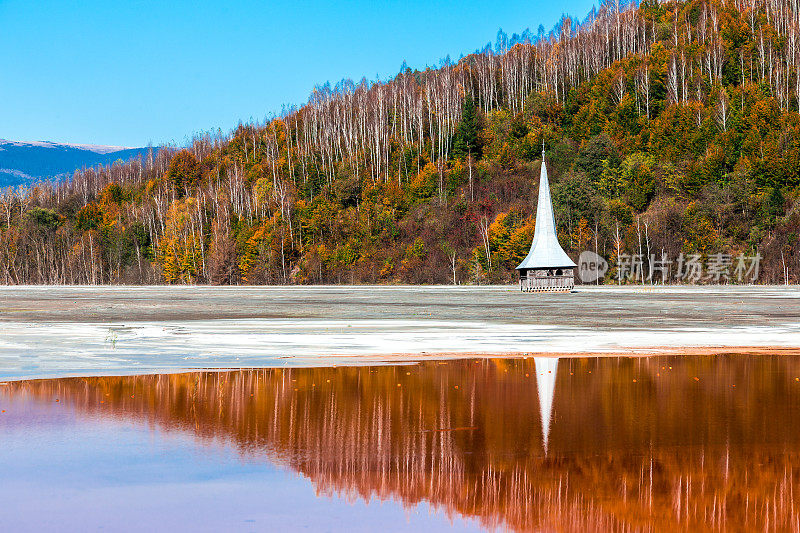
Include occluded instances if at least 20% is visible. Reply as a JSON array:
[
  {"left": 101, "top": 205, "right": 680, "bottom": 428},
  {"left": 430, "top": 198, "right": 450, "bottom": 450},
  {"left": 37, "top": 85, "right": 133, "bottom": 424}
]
[{"left": 3, "top": 0, "right": 800, "bottom": 285}]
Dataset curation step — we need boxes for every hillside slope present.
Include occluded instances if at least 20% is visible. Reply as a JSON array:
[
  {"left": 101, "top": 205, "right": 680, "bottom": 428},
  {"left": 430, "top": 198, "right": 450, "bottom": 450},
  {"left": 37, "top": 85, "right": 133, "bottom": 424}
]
[{"left": 2, "top": 0, "right": 800, "bottom": 285}]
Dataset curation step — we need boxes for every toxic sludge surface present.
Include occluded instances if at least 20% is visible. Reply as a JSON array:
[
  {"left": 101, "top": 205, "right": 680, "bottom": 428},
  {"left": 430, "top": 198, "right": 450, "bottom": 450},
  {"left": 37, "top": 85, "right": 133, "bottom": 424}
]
[
  {"left": 1, "top": 285, "right": 800, "bottom": 380},
  {"left": 3, "top": 354, "right": 800, "bottom": 531}
]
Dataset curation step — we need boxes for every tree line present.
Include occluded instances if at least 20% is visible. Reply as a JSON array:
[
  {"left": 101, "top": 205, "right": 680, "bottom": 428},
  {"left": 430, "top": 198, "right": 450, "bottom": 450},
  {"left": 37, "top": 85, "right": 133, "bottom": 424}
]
[{"left": 2, "top": 0, "right": 800, "bottom": 285}]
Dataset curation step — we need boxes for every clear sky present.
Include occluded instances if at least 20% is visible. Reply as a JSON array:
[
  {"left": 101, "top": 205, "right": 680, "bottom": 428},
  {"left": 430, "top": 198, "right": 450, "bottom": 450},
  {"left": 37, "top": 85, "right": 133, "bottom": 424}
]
[{"left": 1, "top": 0, "right": 596, "bottom": 147}]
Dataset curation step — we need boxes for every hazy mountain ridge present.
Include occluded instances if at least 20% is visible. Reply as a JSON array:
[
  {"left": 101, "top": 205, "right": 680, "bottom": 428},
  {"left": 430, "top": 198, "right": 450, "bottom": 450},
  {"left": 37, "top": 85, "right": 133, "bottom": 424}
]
[{"left": 0, "top": 140, "right": 153, "bottom": 187}]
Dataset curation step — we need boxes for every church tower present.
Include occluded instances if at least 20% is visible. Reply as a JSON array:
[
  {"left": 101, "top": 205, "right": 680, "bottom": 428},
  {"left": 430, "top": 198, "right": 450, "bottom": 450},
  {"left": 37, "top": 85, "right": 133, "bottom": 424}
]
[{"left": 515, "top": 149, "right": 576, "bottom": 292}]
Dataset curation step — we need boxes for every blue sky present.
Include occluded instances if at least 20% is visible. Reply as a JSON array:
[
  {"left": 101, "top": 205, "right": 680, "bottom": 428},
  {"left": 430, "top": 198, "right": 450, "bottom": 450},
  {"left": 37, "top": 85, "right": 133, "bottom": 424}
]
[{"left": 1, "top": 0, "right": 596, "bottom": 147}]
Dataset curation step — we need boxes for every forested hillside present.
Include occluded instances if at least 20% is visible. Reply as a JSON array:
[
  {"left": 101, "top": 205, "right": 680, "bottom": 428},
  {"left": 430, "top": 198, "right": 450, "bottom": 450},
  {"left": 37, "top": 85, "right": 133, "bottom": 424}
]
[{"left": 3, "top": 0, "right": 800, "bottom": 285}]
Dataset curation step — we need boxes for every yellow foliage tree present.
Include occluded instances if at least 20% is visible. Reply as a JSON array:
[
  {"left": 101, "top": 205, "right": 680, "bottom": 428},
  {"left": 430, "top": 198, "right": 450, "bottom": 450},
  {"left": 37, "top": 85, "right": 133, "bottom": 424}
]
[{"left": 156, "top": 199, "right": 204, "bottom": 284}]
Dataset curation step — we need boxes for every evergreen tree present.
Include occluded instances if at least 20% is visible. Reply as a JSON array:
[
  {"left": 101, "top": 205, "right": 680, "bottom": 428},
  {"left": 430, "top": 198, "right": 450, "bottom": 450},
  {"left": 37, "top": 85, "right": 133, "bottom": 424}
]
[{"left": 452, "top": 95, "right": 482, "bottom": 160}]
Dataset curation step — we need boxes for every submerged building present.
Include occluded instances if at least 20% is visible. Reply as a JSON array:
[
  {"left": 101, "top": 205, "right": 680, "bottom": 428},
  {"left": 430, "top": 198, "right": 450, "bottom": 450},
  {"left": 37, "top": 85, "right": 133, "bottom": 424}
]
[{"left": 515, "top": 150, "right": 576, "bottom": 292}]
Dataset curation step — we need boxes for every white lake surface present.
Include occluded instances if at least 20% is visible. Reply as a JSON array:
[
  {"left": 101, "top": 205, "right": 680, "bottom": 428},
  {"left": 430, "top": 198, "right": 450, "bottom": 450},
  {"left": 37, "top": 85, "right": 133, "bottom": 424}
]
[{"left": 1, "top": 285, "right": 799, "bottom": 380}]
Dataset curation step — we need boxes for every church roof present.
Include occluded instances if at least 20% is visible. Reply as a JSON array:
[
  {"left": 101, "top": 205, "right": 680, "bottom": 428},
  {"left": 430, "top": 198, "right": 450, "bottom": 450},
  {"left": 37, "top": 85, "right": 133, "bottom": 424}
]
[{"left": 516, "top": 151, "right": 577, "bottom": 270}]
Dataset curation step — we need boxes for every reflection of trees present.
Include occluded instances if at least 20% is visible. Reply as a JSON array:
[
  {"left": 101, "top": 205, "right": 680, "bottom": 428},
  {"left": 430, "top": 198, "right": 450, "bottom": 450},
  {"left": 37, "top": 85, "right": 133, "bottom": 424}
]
[{"left": 7, "top": 355, "right": 800, "bottom": 531}]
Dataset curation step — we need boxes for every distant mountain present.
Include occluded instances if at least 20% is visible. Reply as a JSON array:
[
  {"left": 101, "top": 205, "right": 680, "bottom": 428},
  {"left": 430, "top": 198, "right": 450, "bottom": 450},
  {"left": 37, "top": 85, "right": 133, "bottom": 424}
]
[{"left": 0, "top": 139, "right": 154, "bottom": 188}]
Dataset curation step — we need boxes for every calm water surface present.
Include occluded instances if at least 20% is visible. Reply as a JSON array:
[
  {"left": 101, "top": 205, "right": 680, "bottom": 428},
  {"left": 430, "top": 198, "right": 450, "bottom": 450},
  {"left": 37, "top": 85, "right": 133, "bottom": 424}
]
[{"left": 2, "top": 354, "right": 800, "bottom": 531}]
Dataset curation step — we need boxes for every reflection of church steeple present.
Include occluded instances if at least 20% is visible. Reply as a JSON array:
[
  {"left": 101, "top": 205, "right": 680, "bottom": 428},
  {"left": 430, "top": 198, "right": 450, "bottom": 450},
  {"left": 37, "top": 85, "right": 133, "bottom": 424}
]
[
  {"left": 7, "top": 359, "right": 799, "bottom": 531},
  {"left": 534, "top": 357, "right": 558, "bottom": 454}
]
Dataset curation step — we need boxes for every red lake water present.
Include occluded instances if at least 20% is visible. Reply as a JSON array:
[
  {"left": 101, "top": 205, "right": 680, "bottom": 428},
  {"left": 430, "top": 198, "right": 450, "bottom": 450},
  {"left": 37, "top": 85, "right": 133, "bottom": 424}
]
[{"left": 3, "top": 354, "right": 800, "bottom": 531}]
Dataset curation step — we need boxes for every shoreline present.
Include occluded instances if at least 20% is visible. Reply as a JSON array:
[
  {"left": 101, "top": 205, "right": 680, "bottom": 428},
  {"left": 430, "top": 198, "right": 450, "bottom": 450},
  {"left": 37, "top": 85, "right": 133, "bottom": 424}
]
[
  {"left": 3, "top": 345, "right": 798, "bottom": 383},
  {"left": 1, "top": 284, "right": 798, "bottom": 323},
  {"left": 2, "top": 285, "right": 798, "bottom": 382}
]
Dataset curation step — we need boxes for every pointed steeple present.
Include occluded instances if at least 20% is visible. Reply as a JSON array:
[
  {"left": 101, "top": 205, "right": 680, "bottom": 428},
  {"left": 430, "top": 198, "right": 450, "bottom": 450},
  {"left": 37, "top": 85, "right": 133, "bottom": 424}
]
[{"left": 515, "top": 149, "right": 576, "bottom": 270}]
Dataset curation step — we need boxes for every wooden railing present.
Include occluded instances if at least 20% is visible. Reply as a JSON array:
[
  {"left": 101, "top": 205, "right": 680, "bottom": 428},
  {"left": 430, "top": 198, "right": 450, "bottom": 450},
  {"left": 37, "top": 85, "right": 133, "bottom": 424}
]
[{"left": 520, "top": 275, "right": 574, "bottom": 292}]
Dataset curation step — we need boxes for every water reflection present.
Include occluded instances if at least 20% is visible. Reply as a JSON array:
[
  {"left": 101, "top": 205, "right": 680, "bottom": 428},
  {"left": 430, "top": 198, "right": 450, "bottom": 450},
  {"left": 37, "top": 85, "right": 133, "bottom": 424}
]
[
  {"left": 4, "top": 355, "right": 800, "bottom": 531},
  {"left": 534, "top": 357, "right": 558, "bottom": 454}
]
